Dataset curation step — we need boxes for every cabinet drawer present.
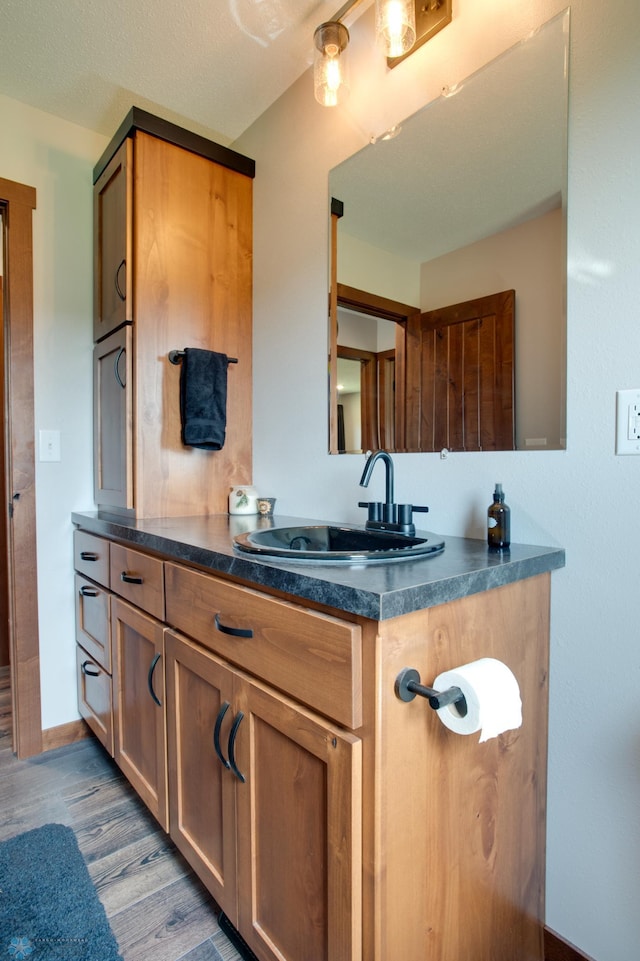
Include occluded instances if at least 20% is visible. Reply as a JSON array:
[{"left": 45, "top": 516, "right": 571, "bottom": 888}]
[
  {"left": 77, "top": 644, "right": 114, "bottom": 756},
  {"left": 165, "top": 562, "right": 362, "bottom": 729},
  {"left": 110, "top": 542, "right": 165, "bottom": 620},
  {"left": 75, "top": 574, "right": 111, "bottom": 672},
  {"left": 74, "top": 530, "right": 110, "bottom": 586}
]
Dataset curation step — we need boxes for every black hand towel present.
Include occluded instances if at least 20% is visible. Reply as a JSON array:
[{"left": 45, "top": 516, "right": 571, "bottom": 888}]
[{"left": 179, "top": 348, "right": 229, "bottom": 450}]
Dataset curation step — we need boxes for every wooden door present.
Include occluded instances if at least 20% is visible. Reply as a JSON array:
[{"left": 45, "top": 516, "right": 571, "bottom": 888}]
[
  {"left": 93, "top": 138, "right": 132, "bottom": 341},
  {"left": 111, "top": 597, "right": 168, "bottom": 829},
  {"left": 234, "top": 677, "right": 362, "bottom": 961},
  {"left": 93, "top": 325, "right": 133, "bottom": 511},
  {"left": 165, "top": 631, "right": 238, "bottom": 921},
  {"left": 405, "top": 289, "right": 515, "bottom": 451}
]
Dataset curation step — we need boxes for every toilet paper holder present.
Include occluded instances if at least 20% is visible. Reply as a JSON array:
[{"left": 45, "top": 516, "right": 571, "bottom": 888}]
[{"left": 395, "top": 667, "right": 468, "bottom": 716}]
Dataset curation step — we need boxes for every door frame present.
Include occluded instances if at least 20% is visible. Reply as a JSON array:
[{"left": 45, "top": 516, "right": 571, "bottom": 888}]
[
  {"left": 331, "top": 283, "right": 416, "bottom": 452},
  {"left": 1, "top": 176, "right": 43, "bottom": 758}
]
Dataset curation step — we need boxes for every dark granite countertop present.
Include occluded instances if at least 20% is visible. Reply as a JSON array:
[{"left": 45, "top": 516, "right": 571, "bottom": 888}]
[{"left": 71, "top": 511, "right": 565, "bottom": 621}]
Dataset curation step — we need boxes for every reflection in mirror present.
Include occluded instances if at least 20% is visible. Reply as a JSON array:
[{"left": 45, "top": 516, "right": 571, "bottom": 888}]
[{"left": 328, "top": 10, "right": 569, "bottom": 454}]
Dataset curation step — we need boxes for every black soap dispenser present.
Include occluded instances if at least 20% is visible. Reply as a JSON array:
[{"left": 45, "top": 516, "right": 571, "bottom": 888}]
[{"left": 487, "top": 483, "right": 510, "bottom": 550}]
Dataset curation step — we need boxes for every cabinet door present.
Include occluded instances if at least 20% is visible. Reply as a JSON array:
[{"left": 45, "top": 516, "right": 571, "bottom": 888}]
[
  {"left": 111, "top": 597, "right": 168, "bottom": 829},
  {"left": 165, "top": 632, "right": 238, "bottom": 921},
  {"left": 94, "top": 325, "right": 133, "bottom": 511},
  {"left": 234, "top": 679, "right": 362, "bottom": 961},
  {"left": 77, "top": 645, "right": 113, "bottom": 756},
  {"left": 94, "top": 138, "right": 132, "bottom": 341}
]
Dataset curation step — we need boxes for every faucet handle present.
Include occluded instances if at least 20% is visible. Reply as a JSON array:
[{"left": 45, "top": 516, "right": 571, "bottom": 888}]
[
  {"left": 396, "top": 504, "right": 429, "bottom": 535},
  {"left": 358, "top": 501, "right": 383, "bottom": 523}
]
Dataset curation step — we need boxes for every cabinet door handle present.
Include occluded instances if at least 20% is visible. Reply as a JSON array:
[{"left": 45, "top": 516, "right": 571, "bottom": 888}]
[
  {"left": 213, "top": 701, "right": 231, "bottom": 769},
  {"left": 81, "top": 660, "right": 100, "bottom": 677},
  {"left": 114, "top": 259, "right": 126, "bottom": 301},
  {"left": 79, "top": 586, "right": 99, "bottom": 597},
  {"left": 114, "top": 348, "right": 126, "bottom": 389},
  {"left": 147, "top": 653, "right": 162, "bottom": 706},
  {"left": 214, "top": 613, "right": 253, "bottom": 639},
  {"left": 80, "top": 551, "right": 99, "bottom": 562},
  {"left": 228, "top": 711, "right": 245, "bottom": 783},
  {"left": 120, "top": 571, "right": 143, "bottom": 584}
]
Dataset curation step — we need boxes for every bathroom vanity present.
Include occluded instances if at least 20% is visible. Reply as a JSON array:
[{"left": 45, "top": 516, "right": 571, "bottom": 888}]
[{"left": 73, "top": 510, "right": 564, "bottom": 961}]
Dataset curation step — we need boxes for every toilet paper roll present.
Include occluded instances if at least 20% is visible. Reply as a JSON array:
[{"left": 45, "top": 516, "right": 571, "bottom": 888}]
[{"left": 433, "top": 658, "right": 522, "bottom": 743}]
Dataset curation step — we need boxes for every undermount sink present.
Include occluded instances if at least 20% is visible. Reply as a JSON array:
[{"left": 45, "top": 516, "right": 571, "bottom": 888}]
[{"left": 233, "top": 524, "right": 445, "bottom": 564}]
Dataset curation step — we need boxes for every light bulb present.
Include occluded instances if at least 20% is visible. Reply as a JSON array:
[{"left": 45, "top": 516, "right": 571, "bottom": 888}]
[
  {"left": 313, "top": 22, "right": 349, "bottom": 107},
  {"left": 376, "top": 0, "right": 416, "bottom": 58}
]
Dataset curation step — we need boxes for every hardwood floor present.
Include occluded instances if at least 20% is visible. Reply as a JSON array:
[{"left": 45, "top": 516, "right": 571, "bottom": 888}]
[{"left": 0, "top": 666, "right": 243, "bottom": 961}]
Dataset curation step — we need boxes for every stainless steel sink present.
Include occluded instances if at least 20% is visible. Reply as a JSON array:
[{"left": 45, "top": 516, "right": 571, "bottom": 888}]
[{"left": 233, "top": 524, "right": 445, "bottom": 563}]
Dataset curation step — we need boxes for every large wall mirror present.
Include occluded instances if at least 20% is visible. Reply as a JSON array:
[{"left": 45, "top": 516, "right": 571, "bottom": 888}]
[{"left": 328, "top": 10, "right": 569, "bottom": 454}]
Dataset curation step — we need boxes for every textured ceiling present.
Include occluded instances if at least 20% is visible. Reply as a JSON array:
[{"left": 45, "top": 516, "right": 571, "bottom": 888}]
[{"left": 0, "top": 0, "right": 347, "bottom": 144}]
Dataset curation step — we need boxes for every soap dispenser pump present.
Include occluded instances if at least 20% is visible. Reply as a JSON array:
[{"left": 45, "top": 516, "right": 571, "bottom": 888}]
[{"left": 487, "top": 483, "right": 510, "bottom": 550}]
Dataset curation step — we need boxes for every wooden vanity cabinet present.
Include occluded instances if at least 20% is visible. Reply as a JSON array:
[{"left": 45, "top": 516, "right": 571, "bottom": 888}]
[
  {"left": 92, "top": 112, "right": 255, "bottom": 518},
  {"left": 75, "top": 521, "right": 553, "bottom": 961},
  {"left": 165, "top": 630, "right": 362, "bottom": 961}
]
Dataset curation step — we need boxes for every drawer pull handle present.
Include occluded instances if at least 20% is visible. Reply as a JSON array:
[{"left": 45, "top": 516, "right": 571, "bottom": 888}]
[
  {"left": 228, "top": 711, "right": 245, "bottom": 783},
  {"left": 80, "top": 551, "right": 99, "bottom": 562},
  {"left": 213, "top": 702, "right": 231, "bottom": 769},
  {"left": 81, "top": 660, "right": 100, "bottom": 678},
  {"left": 121, "top": 571, "right": 143, "bottom": 585},
  {"left": 147, "top": 653, "right": 162, "bottom": 706},
  {"left": 214, "top": 613, "right": 253, "bottom": 639},
  {"left": 79, "top": 586, "right": 99, "bottom": 597}
]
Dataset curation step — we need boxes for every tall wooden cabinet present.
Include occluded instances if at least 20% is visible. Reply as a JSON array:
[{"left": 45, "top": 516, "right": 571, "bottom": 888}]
[{"left": 92, "top": 109, "right": 255, "bottom": 518}]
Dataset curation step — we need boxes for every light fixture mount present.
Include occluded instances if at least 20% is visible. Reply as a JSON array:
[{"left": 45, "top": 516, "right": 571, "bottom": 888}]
[{"left": 387, "top": 0, "right": 452, "bottom": 69}]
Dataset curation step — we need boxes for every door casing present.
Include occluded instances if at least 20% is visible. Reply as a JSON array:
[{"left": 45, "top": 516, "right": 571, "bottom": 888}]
[{"left": 1, "top": 176, "right": 42, "bottom": 758}]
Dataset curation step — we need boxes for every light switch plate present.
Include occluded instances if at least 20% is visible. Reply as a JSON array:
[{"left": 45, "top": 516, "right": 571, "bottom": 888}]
[
  {"left": 615, "top": 390, "right": 640, "bottom": 454},
  {"left": 39, "top": 429, "right": 61, "bottom": 462}
]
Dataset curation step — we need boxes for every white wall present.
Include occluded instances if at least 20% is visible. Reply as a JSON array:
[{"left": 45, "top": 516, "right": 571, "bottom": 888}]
[
  {"left": 0, "top": 94, "right": 107, "bottom": 728},
  {"left": 234, "top": 1, "right": 640, "bottom": 960}
]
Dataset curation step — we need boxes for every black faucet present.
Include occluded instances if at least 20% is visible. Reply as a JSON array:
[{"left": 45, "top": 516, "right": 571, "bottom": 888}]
[{"left": 358, "top": 450, "right": 429, "bottom": 536}]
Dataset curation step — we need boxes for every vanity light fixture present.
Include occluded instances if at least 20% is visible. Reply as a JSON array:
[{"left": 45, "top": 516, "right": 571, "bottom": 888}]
[
  {"left": 314, "top": 0, "right": 452, "bottom": 105},
  {"left": 314, "top": 21, "right": 350, "bottom": 106}
]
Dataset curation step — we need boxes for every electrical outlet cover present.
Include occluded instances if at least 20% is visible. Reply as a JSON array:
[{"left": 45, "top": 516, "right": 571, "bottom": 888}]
[{"left": 615, "top": 389, "right": 640, "bottom": 455}]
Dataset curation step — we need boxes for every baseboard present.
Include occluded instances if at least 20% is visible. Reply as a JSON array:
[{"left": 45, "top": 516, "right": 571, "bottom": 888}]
[
  {"left": 42, "top": 718, "right": 91, "bottom": 752},
  {"left": 545, "top": 926, "right": 598, "bottom": 961}
]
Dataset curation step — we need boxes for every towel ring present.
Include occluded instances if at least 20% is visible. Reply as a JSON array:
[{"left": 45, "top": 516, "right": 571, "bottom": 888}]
[{"left": 168, "top": 349, "right": 238, "bottom": 365}]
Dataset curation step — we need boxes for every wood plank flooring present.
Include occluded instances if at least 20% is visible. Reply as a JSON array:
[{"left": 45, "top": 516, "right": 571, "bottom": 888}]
[{"left": 0, "top": 667, "right": 243, "bottom": 961}]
